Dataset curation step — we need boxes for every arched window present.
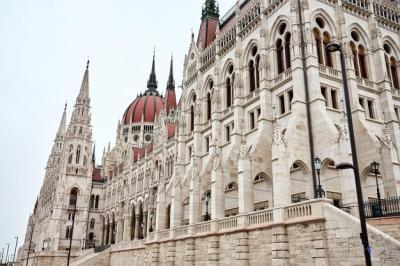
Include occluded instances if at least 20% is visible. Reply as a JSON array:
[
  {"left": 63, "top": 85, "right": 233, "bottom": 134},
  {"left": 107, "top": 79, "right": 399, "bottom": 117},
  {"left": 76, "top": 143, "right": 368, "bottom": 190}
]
[
  {"left": 190, "top": 94, "right": 196, "bottom": 132},
  {"left": 284, "top": 33, "right": 292, "bottom": 69},
  {"left": 313, "top": 17, "right": 333, "bottom": 67},
  {"left": 350, "top": 30, "right": 369, "bottom": 79},
  {"left": 68, "top": 154, "right": 73, "bottom": 164},
  {"left": 226, "top": 64, "right": 235, "bottom": 108},
  {"left": 76, "top": 145, "right": 81, "bottom": 164},
  {"left": 248, "top": 46, "right": 260, "bottom": 92},
  {"left": 95, "top": 195, "right": 100, "bottom": 209},
  {"left": 166, "top": 204, "right": 171, "bottom": 229},
  {"left": 65, "top": 226, "right": 73, "bottom": 239},
  {"left": 90, "top": 219, "right": 95, "bottom": 229},
  {"left": 69, "top": 188, "right": 78, "bottom": 206},
  {"left": 79, "top": 127, "right": 83, "bottom": 135},
  {"left": 276, "top": 22, "right": 291, "bottom": 75},
  {"left": 90, "top": 195, "right": 95, "bottom": 208},
  {"left": 384, "top": 43, "right": 399, "bottom": 90},
  {"left": 207, "top": 80, "right": 213, "bottom": 121}
]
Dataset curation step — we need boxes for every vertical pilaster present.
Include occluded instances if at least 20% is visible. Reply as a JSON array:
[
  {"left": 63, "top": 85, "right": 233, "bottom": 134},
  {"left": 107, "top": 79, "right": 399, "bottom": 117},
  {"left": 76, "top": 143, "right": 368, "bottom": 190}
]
[
  {"left": 151, "top": 243, "right": 160, "bottom": 266},
  {"left": 167, "top": 241, "right": 176, "bottom": 266},
  {"left": 123, "top": 214, "right": 131, "bottom": 242},
  {"left": 134, "top": 215, "right": 140, "bottom": 239},
  {"left": 116, "top": 217, "right": 124, "bottom": 243},
  {"left": 208, "top": 236, "right": 219, "bottom": 265},
  {"left": 156, "top": 190, "right": 166, "bottom": 231},
  {"left": 185, "top": 238, "right": 195, "bottom": 266},
  {"left": 143, "top": 211, "right": 148, "bottom": 238},
  {"left": 189, "top": 170, "right": 200, "bottom": 224},
  {"left": 235, "top": 232, "right": 249, "bottom": 266},
  {"left": 238, "top": 147, "right": 253, "bottom": 214},
  {"left": 271, "top": 226, "right": 289, "bottom": 266}
]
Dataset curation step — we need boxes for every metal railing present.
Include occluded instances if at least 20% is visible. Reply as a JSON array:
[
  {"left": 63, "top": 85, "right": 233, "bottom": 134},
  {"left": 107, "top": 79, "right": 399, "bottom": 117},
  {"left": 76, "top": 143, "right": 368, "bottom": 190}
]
[{"left": 364, "top": 196, "right": 400, "bottom": 218}]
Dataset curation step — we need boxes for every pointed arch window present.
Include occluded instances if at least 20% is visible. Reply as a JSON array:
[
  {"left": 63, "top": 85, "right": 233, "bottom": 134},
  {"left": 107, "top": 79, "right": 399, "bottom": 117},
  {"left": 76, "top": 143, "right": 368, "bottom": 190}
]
[
  {"left": 226, "top": 64, "right": 235, "bottom": 108},
  {"left": 190, "top": 94, "right": 196, "bottom": 132},
  {"left": 383, "top": 43, "right": 399, "bottom": 90},
  {"left": 76, "top": 145, "right": 81, "bottom": 164},
  {"left": 95, "top": 195, "right": 100, "bottom": 209},
  {"left": 248, "top": 46, "right": 260, "bottom": 92},
  {"left": 313, "top": 18, "right": 333, "bottom": 67},
  {"left": 68, "top": 154, "right": 73, "bottom": 164},
  {"left": 69, "top": 188, "right": 78, "bottom": 206},
  {"left": 90, "top": 195, "right": 95, "bottom": 208},
  {"left": 90, "top": 218, "right": 95, "bottom": 229},
  {"left": 206, "top": 80, "right": 213, "bottom": 121},
  {"left": 276, "top": 23, "right": 291, "bottom": 75},
  {"left": 350, "top": 31, "right": 369, "bottom": 79}
]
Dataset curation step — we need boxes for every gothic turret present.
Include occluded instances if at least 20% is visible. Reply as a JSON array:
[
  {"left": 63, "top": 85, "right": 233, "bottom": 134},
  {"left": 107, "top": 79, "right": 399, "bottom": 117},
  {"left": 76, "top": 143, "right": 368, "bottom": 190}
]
[
  {"left": 165, "top": 56, "right": 177, "bottom": 114},
  {"left": 64, "top": 60, "right": 93, "bottom": 174},
  {"left": 146, "top": 51, "right": 158, "bottom": 93},
  {"left": 197, "top": 0, "right": 219, "bottom": 50}
]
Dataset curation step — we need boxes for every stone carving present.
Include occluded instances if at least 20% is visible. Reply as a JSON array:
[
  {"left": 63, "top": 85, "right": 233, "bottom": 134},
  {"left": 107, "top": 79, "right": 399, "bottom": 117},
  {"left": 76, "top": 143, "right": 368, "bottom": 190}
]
[{"left": 272, "top": 121, "right": 287, "bottom": 147}]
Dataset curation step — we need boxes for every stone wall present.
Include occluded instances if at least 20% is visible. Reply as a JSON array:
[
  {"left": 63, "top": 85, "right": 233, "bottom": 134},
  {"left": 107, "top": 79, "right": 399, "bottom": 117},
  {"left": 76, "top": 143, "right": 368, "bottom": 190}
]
[
  {"left": 68, "top": 201, "right": 400, "bottom": 266},
  {"left": 368, "top": 217, "right": 400, "bottom": 242}
]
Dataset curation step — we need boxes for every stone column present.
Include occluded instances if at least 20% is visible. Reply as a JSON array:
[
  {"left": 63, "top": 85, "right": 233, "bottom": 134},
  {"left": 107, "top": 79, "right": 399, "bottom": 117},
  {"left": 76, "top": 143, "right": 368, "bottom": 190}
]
[
  {"left": 171, "top": 181, "right": 182, "bottom": 228},
  {"left": 211, "top": 147, "right": 224, "bottom": 219},
  {"left": 238, "top": 144, "right": 253, "bottom": 215},
  {"left": 189, "top": 172, "right": 200, "bottom": 224},
  {"left": 155, "top": 190, "right": 166, "bottom": 231},
  {"left": 108, "top": 224, "right": 112, "bottom": 244},
  {"left": 116, "top": 218, "right": 124, "bottom": 243},
  {"left": 101, "top": 226, "right": 105, "bottom": 245},
  {"left": 134, "top": 215, "right": 140, "bottom": 240},
  {"left": 143, "top": 211, "right": 148, "bottom": 238},
  {"left": 123, "top": 214, "right": 131, "bottom": 242}
]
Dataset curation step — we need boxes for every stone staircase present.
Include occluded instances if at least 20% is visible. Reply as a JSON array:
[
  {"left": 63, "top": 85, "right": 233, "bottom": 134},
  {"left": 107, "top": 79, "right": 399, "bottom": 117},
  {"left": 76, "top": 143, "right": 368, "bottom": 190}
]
[{"left": 70, "top": 246, "right": 111, "bottom": 266}]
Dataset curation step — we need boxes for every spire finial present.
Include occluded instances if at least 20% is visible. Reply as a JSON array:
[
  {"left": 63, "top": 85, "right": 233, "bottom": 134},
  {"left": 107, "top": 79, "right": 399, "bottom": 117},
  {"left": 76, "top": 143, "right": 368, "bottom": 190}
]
[
  {"left": 147, "top": 50, "right": 158, "bottom": 91},
  {"left": 78, "top": 60, "right": 90, "bottom": 99},
  {"left": 167, "top": 54, "right": 175, "bottom": 89},
  {"left": 56, "top": 103, "right": 67, "bottom": 138},
  {"left": 86, "top": 59, "right": 90, "bottom": 70}
]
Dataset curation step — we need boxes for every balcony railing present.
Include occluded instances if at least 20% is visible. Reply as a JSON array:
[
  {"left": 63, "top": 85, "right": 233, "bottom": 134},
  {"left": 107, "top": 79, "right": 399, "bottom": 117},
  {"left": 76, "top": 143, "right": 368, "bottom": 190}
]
[{"left": 364, "top": 196, "right": 400, "bottom": 219}]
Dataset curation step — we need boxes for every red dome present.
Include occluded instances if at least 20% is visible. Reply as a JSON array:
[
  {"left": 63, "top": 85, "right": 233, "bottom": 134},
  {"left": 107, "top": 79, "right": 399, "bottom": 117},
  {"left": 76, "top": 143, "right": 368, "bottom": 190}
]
[{"left": 122, "top": 94, "right": 164, "bottom": 125}]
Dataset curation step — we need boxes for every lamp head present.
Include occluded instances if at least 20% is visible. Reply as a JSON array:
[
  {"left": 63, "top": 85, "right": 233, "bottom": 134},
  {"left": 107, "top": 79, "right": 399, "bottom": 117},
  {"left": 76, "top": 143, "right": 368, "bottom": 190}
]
[
  {"left": 314, "top": 157, "right": 321, "bottom": 171},
  {"left": 370, "top": 161, "right": 380, "bottom": 173},
  {"left": 326, "top": 43, "right": 341, "bottom": 53}
]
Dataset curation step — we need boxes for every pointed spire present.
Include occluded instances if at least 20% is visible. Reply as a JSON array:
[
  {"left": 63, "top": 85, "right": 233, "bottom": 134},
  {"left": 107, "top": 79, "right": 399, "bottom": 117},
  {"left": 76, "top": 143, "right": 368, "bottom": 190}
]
[
  {"left": 167, "top": 55, "right": 175, "bottom": 89},
  {"left": 147, "top": 50, "right": 158, "bottom": 91},
  {"left": 78, "top": 60, "right": 90, "bottom": 99},
  {"left": 56, "top": 103, "right": 67, "bottom": 138}
]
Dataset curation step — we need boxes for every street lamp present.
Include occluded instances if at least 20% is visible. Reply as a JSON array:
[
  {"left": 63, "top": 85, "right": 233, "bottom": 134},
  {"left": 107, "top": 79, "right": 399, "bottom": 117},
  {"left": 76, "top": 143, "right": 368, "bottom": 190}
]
[
  {"left": 67, "top": 192, "right": 78, "bottom": 266},
  {"left": 326, "top": 42, "right": 372, "bottom": 266},
  {"left": 13, "top": 236, "right": 18, "bottom": 265},
  {"left": 5, "top": 243, "right": 9, "bottom": 264},
  {"left": 203, "top": 191, "right": 211, "bottom": 221},
  {"left": 371, "top": 161, "right": 383, "bottom": 217},
  {"left": 314, "top": 157, "right": 325, "bottom": 198}
]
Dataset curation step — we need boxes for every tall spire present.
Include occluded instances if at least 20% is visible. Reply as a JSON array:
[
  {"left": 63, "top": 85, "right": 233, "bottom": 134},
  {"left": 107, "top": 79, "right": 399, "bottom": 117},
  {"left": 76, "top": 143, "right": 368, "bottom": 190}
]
[
  {"left": 167, "top": 55, "right": 175, "bottom": 89},
  {"left": 78, "top": 60, "right": 90, "bottom": 99},
  {"left": 56, "top": 103, "right": 67, "bottom": 138},
  {"left": 147, "top": 50, "right": 158, "bottom": 91}
]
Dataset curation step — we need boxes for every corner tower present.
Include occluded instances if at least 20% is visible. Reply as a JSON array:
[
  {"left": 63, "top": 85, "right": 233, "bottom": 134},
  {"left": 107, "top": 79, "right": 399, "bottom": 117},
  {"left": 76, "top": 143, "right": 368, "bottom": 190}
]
[{"left": 197, "top": 0, "right": 219, "bottom": 50}]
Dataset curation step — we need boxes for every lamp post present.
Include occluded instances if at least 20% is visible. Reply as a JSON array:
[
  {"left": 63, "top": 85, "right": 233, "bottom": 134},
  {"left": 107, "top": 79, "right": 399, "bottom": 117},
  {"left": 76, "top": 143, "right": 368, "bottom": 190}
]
[
  {"left": 326, "top": 43, "right": 371, "bottom": 266},
  {"left": 203, "top": 191, "right": 211, "bottom": 221},
  {"left": 26, "top": 219, "right": 35, "bottom": 266},
  {"left": 67, "top": 193, "right": 77, "bottom": 266},
  {"left": 5, "top": 243, "right": 9, "bottom": 264},
  {"left": 370, "top": 161, "right": 383, "bottom": 217},
  {"left": 1, "top": 248, "right": 4, "bottom": 263},
  {"left": 314, "top": 157, "right": 325, "bottom": 198},
  {"left": 13, "top": 236, "right": 18, "bottom": 265}
]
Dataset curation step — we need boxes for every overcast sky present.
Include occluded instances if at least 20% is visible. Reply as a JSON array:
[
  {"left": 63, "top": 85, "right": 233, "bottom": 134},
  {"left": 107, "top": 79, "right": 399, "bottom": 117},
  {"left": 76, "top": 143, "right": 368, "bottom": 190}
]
[{"left": 0, "top": 0, "right": 233, "bottom": 255}]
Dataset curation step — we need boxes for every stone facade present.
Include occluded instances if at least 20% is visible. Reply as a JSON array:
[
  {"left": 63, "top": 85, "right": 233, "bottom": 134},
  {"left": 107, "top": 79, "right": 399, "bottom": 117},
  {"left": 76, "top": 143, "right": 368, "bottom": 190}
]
[{"left": 18, "top": 0, "right": 400, "bottom": 265}]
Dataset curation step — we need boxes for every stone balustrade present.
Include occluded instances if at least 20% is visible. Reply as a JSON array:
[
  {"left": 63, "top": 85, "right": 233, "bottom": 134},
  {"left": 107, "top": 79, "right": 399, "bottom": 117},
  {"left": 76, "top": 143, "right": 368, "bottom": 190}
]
[{"left": 138, "top": 199, "right": 329, "bottom": 244}]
